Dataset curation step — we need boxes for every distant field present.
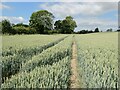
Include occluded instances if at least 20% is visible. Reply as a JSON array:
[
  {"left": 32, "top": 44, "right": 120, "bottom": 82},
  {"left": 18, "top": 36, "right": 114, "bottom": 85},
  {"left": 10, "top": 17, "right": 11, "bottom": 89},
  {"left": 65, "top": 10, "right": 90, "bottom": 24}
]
[
  {"left": 1, "top": 32, "right": 119, "bottom": 88},
  {"left": 2, "top": 34, "right": 67, "bottom": 50}
]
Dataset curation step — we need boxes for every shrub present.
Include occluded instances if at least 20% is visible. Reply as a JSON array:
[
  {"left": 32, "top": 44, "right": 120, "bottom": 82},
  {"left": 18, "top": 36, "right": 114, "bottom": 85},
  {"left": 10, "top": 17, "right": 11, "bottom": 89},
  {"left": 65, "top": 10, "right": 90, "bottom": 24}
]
[
  {"left": 13, "top": 26, "right": 36, "bottom": 34},
  {"left": 1, "top": 19, "right": 12, "bottom": 34}
]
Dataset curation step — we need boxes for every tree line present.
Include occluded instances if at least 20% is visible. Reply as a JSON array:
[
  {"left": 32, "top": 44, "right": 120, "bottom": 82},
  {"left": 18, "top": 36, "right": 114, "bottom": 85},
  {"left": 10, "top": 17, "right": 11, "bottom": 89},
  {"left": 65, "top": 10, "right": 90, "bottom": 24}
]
[
  {"left": 76, "top": 28, "right": 100, "bottom": 34},
  {"left": 1, "top": 10, "right": 118, "bottom": 35},
  {"left": 76, "top": 27, "right": 120, "bottom": 34},
  {"left": 1, "top": 10, "right": 77, "bottom": 34}
]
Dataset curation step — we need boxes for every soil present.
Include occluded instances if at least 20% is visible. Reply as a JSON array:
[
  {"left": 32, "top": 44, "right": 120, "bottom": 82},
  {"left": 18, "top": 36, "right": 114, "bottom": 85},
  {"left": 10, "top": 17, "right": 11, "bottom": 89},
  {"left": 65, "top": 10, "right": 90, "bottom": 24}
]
[{"left": 70, "top": 41, "right": 80, "bottom": 88}]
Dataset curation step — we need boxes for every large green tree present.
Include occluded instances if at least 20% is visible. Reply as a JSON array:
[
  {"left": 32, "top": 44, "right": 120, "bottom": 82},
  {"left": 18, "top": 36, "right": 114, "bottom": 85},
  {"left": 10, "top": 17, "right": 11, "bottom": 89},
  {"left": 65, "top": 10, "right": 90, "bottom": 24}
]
[
  {"left": 62, "top": 16, "right": 77, "bottom": 34},
  {"left": 29, "top": 10, "right": 54, "bottom": 34},
  {"left": 54, "top": 16, "right": 77, "bottom": 34},
  {"left": 54, "top": 20, "right": 62, "bottom": 33},
  {"left": 1, "top": 19, "right": 12, "bottom": 34},
  {"left": 94, "top": 27, "right": 99, "bottom": 32}
]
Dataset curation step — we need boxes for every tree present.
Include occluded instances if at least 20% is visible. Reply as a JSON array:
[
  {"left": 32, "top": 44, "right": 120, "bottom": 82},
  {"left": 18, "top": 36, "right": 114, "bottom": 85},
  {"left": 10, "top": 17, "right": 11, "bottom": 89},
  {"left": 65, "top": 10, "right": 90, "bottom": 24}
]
[
  {"left": 54, "top": 16, "right": 77, "bottom": 34},
  {"left": 54, "top": 20, "right": 62, "bottom": 33},
  {"left": 77, "top": 30, "right": 88, "bottom": 34},
  {"left": 1, "top": 19, "right": 12, "bottom": 34},
  {"left": 29, "top": 10, "right": 54, "bottom": 34},
  {"left": 76, "top": 30, "right": 95, "bottom": 34},
  {"left": 13, "top": 26, "right": 36, "bottom": 34},
  {"left": 106, "top": 28, "right": 112, "bottom": 32},
  {"left": 94, "top": 28, "right": 99, "bottom": 32},
  {"left": 117, "top": 26, "right": 120, "bottom": 32},
  {"left": 61, "top": 16, "right": 77, "bottom": 34}
]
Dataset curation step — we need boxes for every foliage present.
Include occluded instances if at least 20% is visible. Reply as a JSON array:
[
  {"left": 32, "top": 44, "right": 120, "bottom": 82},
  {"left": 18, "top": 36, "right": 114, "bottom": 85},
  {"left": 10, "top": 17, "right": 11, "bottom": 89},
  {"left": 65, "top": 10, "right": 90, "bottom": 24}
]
[
  {"left": 62, "top": 16, "right": 77, "bottom": 34},
  {"left": 94, "top": 27, "right": 99, "bottom": 32},
  {"left": 106, "top": 28, "right": 112, "bottom": 32},
  {"left": 54, "top": 16, "right": 77, "bottom": 34},
  {"left": 1, "top": 19, "right": 37, "bottom": 34},
  {"left": 1, "top": 11, "right": 78, "bottom": 34},
  {"left": 54, "top": 20, "right": 63, "bottom": 33},
  {"left": 1, "top": 19, "right": 12, "bottom": 34},
  {"left": 29, "top": 10, "right": 54, "bottom": 34},
  {"left": 76, "top": 27, "right": 100, "bottom": 34},
  {"left": 76, "top": 30, "right": 94, "bottom": 34},
  {"left": 117, "top": 29, "right": 120, "bottom": 32},
  {"left": 12, "top": 26, "right": 36, "bottom": 34}
]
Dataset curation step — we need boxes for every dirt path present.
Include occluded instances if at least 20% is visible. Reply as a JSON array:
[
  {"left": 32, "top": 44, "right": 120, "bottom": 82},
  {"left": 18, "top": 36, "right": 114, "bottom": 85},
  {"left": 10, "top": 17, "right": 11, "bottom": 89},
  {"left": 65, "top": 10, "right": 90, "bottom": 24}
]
[{"left": 70, "top": 41, "right": 80, "bottom": 88}]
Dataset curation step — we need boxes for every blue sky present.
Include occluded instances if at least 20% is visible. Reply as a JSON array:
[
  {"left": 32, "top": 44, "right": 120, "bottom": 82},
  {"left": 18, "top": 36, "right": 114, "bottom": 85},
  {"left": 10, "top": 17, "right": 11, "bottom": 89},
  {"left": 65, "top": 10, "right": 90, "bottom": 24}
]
[{"left": 0, "top": 2, "right": 118, "bottom": 31}]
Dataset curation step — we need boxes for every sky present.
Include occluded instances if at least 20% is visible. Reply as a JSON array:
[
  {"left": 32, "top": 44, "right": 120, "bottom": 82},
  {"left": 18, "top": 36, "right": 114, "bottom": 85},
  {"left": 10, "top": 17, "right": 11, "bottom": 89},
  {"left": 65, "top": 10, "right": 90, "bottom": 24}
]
[{"left": 0, "top": 2, "right": 119, "bottom": 31}]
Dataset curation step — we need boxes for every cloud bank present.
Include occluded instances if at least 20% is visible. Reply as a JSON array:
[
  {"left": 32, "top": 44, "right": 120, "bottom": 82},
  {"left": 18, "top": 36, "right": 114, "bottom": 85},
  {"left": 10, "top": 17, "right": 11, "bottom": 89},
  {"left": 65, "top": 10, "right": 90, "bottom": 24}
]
[
  {"left": 40, "top": 2, "right": 117, "bottom": 17},
  {"left": 40, "top": 2, "right": 118, "bottom": 31},
  {"left": 1, "top": 0, "right": 119, "bottom": 2},
  {"left": 0, "top": 3, "right": 11, "bottom": 9},
  {"left": 0, "top": 16, "right": 26, "bottom": 24}
]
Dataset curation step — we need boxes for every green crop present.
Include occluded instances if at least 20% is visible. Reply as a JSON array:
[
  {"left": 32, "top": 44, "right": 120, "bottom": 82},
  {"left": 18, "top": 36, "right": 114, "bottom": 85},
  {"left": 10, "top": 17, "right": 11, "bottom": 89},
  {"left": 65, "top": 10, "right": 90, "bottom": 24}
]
[
  {"left": 2, "top": 35, "right": 73, "bottom": 88},
  {"left": 21, "top": 36, "right": 72, "bottom": 73},
  {"left": 2, "top": 56, "right": 71, "bottom": 88},
  {"left": 2, "top": 32, "right": 118, "bottom": 88},
  {"left": 2, "top": 35, "right": 67, "bottom": 82},
  {"left": 75, "top": 32, "right": 118, "bottom": 88}
]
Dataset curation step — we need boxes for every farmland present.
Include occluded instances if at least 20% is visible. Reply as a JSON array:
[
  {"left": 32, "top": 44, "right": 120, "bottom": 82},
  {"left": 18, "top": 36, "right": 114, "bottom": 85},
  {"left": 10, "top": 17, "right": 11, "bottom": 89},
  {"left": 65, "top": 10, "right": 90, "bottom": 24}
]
[
  {"left": 1, "top": 32, "right": 119, "bottom": 88},
  {"left": 75, "top": 32, "right": 118, "bottom": 88}
]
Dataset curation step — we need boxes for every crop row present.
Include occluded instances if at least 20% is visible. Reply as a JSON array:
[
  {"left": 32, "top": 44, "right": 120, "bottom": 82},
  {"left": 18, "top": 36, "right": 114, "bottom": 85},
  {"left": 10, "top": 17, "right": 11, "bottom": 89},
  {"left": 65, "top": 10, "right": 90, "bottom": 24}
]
[
  {"left": 2, "top": 36, "right": 67, "bottom": 82},
  {"left": 2, "top": 36, "right": 67, "bottom": 57},
  {"left": 75, "top": 33, "right": 118, "bottom": 88},
  {"left": 2, "top": 35, "right": 67, "bottom": 54},
  {"left": 2, "top": 35, "right": 73, "bottom": 88},
  {"left": 20, "top": 36, "right": 72, "bottom": 73},
  {"left": 2, "top": 56, "right": 71, "bottom": 88}
]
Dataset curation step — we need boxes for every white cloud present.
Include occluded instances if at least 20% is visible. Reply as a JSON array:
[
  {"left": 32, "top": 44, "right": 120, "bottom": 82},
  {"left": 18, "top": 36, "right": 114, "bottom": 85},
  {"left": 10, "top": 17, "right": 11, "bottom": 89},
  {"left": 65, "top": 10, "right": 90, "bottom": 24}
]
[
  {"left": 1, "top": 0, "right": 120, "bottom": 2},
  {"left": 61, "top": 0, "right": 119, "bottom": 2},
  {"left": 74, "top": 17, "right": 118, "bottom": 31},
  {"left": 40, "top": 2, "right": 118, "bottom": 31},
  {"left": 0, "top": 16, "right": 26, "bottom": 24},
  {"left": 76, "top": 18, "right": 117, "bottom": 26},
  {"left": 115, "top": 14, "right": 119, "bottom": 18},
  {"left": 0, "top": 3, "right": 11, "bottom": 9},
  {"left": 40, "top": 2, "right": 117, "bottom": 18}
]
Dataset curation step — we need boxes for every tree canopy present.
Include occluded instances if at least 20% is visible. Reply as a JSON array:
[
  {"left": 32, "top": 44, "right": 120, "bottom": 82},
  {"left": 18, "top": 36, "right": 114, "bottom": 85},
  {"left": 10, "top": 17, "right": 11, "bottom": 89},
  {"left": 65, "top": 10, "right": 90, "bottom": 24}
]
[
  {"left": 94, "top": 28, "right": 99, "bottom": 32},
  {"left": 106, "top": 28, "right": 112, "bottom": 32},
  {"left": 2, "top": 19, "right": 12, "bottom": 34},
  {"left": 54, "top": 20, "right": 62, "bottom": 33},
  {"left": 29, "top": 10, "right": 54, "bottom": 34},
  {"left": 1, "top": 10, "right": 106, "bottom": 35},
  {"left": 54, "top": 16, "right": 77, "bottom": 34}
]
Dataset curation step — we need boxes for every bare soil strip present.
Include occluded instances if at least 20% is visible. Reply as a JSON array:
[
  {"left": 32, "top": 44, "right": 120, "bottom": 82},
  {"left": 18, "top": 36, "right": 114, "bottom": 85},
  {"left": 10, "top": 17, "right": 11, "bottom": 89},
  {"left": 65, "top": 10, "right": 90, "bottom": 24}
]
[{"left": 70, "top": 41, "right": 80, "bottom": 88}]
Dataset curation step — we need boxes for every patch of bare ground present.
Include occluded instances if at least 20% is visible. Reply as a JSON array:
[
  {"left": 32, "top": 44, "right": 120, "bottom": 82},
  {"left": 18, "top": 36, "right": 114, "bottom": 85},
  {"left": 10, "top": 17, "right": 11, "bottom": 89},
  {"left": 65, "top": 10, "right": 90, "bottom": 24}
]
[{"left": 70, "top": 41, "right": 80, "bottom": 88}]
